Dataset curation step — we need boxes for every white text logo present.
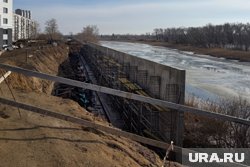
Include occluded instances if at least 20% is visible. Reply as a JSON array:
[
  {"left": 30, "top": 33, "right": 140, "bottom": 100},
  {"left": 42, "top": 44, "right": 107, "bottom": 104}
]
[{"left": 189, "top": 153, "right": 245, "bottom": 163}]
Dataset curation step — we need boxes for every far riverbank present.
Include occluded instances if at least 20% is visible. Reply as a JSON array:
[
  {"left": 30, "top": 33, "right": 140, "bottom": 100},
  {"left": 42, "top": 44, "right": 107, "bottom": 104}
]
[{"left": 105, "top": 40, "right": 250, "bottom": 62}]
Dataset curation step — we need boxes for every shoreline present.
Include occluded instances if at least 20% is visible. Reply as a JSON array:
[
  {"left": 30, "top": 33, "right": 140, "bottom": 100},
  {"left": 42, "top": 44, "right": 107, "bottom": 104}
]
[{"left": 106, "top": 40, "right": 250, "bottom": 62}]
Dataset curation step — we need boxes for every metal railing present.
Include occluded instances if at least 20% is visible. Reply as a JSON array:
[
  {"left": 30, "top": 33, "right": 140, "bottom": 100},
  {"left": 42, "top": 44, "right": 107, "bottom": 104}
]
[{"left": 0, "top": 63, "right": 249, "bottom": 126}]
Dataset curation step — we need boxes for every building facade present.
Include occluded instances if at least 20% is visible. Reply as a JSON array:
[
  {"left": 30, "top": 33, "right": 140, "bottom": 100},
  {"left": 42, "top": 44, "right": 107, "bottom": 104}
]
[
  {"left": 0, "top": 0, "right": 13, "bottom": 48},
  {"left": 0, "top": 0, "right": 36, "bottom": 49},
  {"left": 13, "top": 9, "right": 36, "bottom": 42}
]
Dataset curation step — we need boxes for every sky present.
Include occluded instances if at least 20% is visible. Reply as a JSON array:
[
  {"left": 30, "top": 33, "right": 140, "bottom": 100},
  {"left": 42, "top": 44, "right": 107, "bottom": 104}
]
[{"left": 14, "top": 0, "right": 250, "bottom": 35}]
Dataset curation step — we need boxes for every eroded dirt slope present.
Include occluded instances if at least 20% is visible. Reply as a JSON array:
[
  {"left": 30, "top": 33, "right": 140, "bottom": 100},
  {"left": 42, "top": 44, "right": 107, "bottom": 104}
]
[
  {"left": 0, "top": 44, "right": 165, "bottom": 167},
  {"left": 0, "top": 90, "right": 162, "bottom": 167},
  {"left": 0, "top": 44, "right": 69, "bottom": 94}
]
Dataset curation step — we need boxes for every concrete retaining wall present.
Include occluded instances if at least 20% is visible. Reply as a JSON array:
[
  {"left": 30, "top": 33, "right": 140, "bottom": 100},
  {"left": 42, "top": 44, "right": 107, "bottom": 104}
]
[
  {"left": 88, "top": 43, "right": 186, "bottom": 103},
  {"left": 86, "top": 43, "right": 186, "bottom": 146}
]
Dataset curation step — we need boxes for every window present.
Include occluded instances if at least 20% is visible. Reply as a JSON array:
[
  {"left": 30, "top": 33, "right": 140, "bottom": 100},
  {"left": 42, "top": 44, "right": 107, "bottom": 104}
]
[
  {"left": 3, "top": 7, "right": 8, "bottom": 13},
  {"left": 3, "top": 18, "right": 8, "bottom": 24},
  {"left": 3, "top": 0, "right": 8, "bottom": 3},
  {"left": 3, "top": 29, "right": 8, "bottom": 34},
  {"left": 3, "top": 40, "right": 8, "bottom": 45}
]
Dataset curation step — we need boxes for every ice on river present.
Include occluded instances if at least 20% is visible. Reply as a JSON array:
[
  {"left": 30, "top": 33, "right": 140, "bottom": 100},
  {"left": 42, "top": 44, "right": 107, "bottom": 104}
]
[{"left": 101, "top": 41, "right": 250, "bottom": 103}]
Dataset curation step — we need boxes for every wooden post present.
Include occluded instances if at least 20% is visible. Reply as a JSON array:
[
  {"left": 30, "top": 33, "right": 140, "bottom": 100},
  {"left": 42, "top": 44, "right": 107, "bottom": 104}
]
[{"left": 26, "top": 48, "right": 28, "bottom": 63}]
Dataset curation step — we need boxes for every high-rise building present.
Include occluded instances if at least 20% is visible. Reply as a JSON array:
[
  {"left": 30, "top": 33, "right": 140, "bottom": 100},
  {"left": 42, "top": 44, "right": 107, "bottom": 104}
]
[
  {"left": 13, "top": 9, "right": 35, "bottom": 42},
  {"left": 0, "top": 0, "right": 13, "bottom": 48},
  {"left": 0, "top": 0, "right": 36, "bottom": 49}
]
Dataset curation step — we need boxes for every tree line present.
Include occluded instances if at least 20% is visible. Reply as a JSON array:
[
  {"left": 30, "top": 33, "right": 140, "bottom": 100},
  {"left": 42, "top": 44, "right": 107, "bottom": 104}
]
[
  {"left": 154, "top": 23, "right": 250, "bottom": 51},
  {"left": 30, "top": 19, "right": 99, "bottom": 43},
  {"left": 102, "top": 23, "right": 250, "bottom": 52}
]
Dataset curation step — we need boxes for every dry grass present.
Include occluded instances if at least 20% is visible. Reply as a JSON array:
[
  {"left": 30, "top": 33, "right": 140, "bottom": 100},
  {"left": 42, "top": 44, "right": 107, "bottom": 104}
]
[
  {"left": 130, "top": 40, "right": 250, "bottom": 62},
  {"left": 184, "top": 96, "right": 250, "bottom": 148}
]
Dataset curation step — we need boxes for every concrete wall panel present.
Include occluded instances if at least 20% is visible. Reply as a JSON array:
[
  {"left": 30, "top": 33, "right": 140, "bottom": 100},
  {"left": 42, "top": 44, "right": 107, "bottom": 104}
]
[{"left": 87, "top": 43, "right": 186, "bottom": 146}]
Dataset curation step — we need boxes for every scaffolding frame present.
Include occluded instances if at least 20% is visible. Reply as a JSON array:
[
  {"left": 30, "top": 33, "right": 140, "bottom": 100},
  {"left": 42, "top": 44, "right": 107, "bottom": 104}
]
[{"left": 81, "top": 46, "right": 175, "bottom": 142}]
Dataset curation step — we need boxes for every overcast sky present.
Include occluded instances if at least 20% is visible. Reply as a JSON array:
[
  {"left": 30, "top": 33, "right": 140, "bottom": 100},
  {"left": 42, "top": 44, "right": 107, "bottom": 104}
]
[{"left": 14, "top": 0, "right": 250, "bottom": 35}]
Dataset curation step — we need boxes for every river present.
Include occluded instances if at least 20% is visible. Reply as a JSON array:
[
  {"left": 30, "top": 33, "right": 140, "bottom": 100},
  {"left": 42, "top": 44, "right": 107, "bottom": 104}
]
[{"left": 101, "top": 41, "right": 250, "bottom": 103}]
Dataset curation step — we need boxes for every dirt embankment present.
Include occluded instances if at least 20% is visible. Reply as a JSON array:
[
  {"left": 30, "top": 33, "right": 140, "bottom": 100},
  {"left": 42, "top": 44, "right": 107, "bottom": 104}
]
[
  {"left": 0, "top": 44, "right": 69, "bottom": 94},
  {"left": 0, "top": 44, "right": 165, "bottom": 167}
]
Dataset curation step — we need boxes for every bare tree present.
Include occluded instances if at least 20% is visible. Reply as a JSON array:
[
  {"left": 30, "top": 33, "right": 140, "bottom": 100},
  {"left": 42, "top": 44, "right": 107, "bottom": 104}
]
[
  {"left": 44, "top": 18, "right": 61, "bottom": 41},
  {"left": 77, "top": 25, "right": 99, "bottom": 43},
  {"left": 163, "top": 23, "right": 250, "bottom": 51},
  {"left": 102, "top": 22, "right": 250, "bottom": 52},
  {"left": 30, "top": 21, "right": 40, "bottom": 39}
]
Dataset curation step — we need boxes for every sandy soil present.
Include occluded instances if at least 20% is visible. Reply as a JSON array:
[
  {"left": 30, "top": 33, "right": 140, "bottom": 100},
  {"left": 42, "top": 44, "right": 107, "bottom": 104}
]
[
  {"left": 0, "top": 44, "right": 173, "bottom": 167},
  {"left": 0, "top": 89, "right": 163, "bottom": 167}
]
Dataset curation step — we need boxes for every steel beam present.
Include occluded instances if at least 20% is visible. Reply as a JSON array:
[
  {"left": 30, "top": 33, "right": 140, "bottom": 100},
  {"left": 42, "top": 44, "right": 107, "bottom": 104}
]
[{"left": 0, "top": 63, "right": 249, "bottom": 126}]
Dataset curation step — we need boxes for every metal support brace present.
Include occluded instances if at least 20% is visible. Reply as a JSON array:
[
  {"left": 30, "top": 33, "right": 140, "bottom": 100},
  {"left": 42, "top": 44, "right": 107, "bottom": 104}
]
[{"left": 0, "top": 63, "right": 249, "bottom": 126}]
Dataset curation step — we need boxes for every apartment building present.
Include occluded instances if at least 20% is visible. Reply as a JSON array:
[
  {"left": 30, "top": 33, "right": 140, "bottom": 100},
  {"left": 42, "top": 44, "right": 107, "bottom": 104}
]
[
  {"left": 13, "top": 9, "right": 36, "bottom": 42},
  {"left": 0, "top": 0, "right": 36, "bottom": 49},
  {"left": 0, "top": 0, "right": 13, "bottom": 48}
]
